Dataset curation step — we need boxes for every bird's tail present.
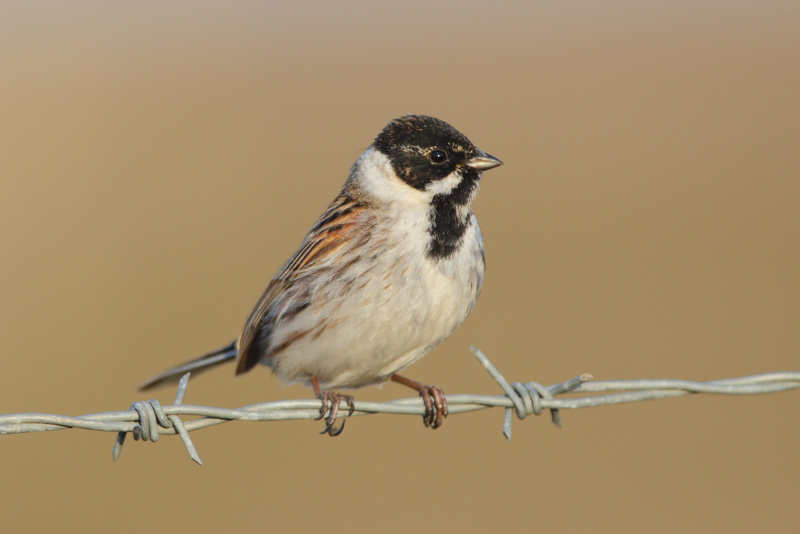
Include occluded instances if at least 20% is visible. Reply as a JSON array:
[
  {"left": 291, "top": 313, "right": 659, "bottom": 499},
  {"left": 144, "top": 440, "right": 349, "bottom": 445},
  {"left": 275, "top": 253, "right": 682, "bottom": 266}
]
[{"left": 138, "top": 341, "right": 238, "bottom": 391}]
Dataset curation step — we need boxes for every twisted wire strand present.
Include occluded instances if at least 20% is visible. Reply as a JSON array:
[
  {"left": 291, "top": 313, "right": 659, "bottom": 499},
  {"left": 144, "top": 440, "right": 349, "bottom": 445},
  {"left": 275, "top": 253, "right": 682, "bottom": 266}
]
[{"left": 1, "top": 347, "right": 798, "bottom": 465}]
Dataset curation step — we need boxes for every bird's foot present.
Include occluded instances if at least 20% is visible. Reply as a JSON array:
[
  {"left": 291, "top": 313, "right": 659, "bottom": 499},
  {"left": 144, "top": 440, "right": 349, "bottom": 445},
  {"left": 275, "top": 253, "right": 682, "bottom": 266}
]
[
  {"left": 419, "top": 384, "right": 448, "bottom": 429},
  {"left": 315, "top": 391, "right": 355, "bottom": 436},
  {"left": 391, "top": 374, "right": 448, "bottom": 429},
  {"left": 311, "top": 377, "right": 355, "bottom": 436}
]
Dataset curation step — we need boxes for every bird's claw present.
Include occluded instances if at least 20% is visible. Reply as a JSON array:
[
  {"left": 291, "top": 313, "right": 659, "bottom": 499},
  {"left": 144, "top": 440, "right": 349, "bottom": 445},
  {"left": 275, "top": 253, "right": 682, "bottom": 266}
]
[
  {"left": 316, "top": 391, "right": 355, "bottom": 436},
  {"left": 419, "top": 385, "right": 448, "bottom": 429}
]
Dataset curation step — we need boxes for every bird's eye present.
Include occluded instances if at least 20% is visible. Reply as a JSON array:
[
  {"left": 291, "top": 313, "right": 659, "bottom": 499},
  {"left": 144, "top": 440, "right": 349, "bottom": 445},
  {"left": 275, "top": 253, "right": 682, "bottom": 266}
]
[{"left": 428, "top": 149, "right": 448, "bottom": 164}]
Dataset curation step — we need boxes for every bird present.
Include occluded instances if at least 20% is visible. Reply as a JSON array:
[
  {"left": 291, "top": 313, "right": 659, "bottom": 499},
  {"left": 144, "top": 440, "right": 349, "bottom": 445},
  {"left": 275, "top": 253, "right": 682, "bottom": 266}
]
[{"left": 140, "top": 115, "right": 503, "bottom": 435}]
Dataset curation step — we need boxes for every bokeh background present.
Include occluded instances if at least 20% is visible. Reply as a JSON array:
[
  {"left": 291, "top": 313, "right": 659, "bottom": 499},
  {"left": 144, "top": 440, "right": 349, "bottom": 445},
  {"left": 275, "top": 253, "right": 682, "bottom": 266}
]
[{"left": 1, "top": 1, "right": 798, "bottom": 532}]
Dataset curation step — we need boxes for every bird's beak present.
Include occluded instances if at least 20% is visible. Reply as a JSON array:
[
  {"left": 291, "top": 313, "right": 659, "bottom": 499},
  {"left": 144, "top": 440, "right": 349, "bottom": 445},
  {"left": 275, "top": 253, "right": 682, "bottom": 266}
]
[{"left": 465, "top": 149, "right": 503, "bottom": 171}]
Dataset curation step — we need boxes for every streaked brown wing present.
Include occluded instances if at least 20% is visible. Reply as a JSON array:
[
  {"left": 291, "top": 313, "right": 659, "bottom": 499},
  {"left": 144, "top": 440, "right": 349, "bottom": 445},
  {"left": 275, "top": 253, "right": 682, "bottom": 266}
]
[{"left": 235, "top": 193, "right": 369, "bottom": 374}]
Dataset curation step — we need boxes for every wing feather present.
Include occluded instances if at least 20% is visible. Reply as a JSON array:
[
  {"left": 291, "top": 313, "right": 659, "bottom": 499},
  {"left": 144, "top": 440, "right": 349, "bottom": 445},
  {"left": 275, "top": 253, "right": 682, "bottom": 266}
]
[{"left": 235, "top": 194, "right": 369, "bottom": 374}]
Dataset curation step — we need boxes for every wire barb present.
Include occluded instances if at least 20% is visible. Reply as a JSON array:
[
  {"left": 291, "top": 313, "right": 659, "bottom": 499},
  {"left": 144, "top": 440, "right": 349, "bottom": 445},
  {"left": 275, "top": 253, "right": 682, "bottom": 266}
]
[
  {"left": 469, "top": 346, "right": 593, "bottom": 439},
  {"left": 1, "top": 349, "right": 798, "bottom": 464},
  {"left": 112, "top": 373, "right": 202, "bottom": 465}
]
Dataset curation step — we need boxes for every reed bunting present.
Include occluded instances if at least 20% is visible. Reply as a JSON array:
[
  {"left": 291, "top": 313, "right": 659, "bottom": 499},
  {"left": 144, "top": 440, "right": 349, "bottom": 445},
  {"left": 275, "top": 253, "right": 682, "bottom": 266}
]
[{"left": 141, "top": 115, "right": 503, "bottom": 435}]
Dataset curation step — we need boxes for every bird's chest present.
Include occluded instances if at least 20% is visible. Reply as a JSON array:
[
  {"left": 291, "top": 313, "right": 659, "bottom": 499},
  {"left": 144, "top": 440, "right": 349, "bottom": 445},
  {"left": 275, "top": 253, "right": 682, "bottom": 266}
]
[{"left": 365, "top": 210, "right": 485, "bottom": 339}]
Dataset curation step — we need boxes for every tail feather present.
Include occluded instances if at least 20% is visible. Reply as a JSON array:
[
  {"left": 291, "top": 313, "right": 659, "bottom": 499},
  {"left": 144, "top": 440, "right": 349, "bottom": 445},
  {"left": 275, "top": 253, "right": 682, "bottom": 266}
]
[{"left": 139, "top": 341, "right": 238, "bottom": 391}]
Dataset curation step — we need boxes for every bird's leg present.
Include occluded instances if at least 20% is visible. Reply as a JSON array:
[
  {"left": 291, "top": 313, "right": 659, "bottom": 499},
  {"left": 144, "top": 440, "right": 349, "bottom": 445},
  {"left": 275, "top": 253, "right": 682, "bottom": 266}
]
[
  {"left": 311, "top": 376, "right": 354, "bottom": 437},
  {"left": 391, "top": 374, "right": 448, "bottom": 429}
]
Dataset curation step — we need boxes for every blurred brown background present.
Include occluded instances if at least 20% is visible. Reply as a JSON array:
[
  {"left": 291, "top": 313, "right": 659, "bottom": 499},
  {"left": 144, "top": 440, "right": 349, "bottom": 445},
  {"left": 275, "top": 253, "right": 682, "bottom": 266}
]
[{"left": 1, "top": 1, "right": 798, "bottom": 532}]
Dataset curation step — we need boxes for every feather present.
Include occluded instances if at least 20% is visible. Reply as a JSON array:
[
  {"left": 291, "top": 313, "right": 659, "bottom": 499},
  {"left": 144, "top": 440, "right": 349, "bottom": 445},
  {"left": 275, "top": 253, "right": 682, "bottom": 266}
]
[{"left": 235, "top": 194, "right": 369, "bottom": 374}]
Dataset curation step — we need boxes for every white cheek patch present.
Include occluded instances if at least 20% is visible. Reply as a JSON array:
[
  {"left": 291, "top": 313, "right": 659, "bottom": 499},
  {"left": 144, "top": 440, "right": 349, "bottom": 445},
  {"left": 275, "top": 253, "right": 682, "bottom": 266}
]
[
  {"left": 355, "top": 148, "right": 431, "bottom": 206},
  {"left": 424, "top": 170, "right": 463, "bottom": 196}
]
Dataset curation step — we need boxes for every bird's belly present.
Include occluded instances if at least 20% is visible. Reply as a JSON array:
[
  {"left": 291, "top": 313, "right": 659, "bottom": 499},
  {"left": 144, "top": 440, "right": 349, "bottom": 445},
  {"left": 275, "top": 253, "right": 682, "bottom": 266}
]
[{"left": 269, "top": 231, "right": 484, "bottom": 389}]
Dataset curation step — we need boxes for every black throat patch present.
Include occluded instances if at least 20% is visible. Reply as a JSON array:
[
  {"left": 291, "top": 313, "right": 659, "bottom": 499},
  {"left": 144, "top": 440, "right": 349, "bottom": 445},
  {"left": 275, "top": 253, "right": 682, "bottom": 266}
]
[{"left": 427, "top": 169, "right": 479, "bottom": 259}]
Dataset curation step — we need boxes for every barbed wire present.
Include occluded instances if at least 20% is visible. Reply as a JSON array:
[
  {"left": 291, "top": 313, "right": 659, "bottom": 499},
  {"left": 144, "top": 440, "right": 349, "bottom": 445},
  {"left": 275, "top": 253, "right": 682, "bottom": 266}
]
[{"left": 1, "top": 347, "right": 798, "bottom": 465}]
